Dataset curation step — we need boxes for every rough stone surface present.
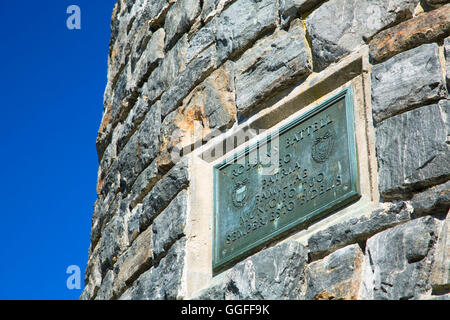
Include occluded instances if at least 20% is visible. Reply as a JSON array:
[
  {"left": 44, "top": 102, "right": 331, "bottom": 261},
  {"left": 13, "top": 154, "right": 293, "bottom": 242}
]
[
  {"left": 306, "top": 0, "right": 419, "bottom": 70},
  {"left": 216, "top": 0, "right": 278, "bottom": 64},
  {"left": 376, "top": 101, "right": 450, "bottom": 199},
  {"left": 119, "top": 238, "right": 187, "bottom": 300},
  {"left": 160, "top": 44, "right": 217, "bottom": 118},
  {"left": 194, "top": 241, "right": 308, "bottom": 299},
  {"left": 126, "top": 159, "right": 160, "bottom": 211},
  {"left": 422, "top": 0, "right": 450, "bottom": 8},
  {"left": 371, "top": 43, "right": 447, "bottom": 123},
  {"left": 139, "top": 159, "right": 189, "bottom": 232},
  {"left": 359, "top": 216, "right": 439, "bottom": 300},
  {"left": 126, "top": 27, "right": 165, "bottom": 94},
  {"left": 430, "top": 211, "right": 450, "bottom": 293},
  {"left": 116, "top": 96, "right": 151, "bottom": 153},
  {"left": 445, "top": 37, "right": 450, "bottom": 92},
  {"left": 279, "top": 0, "right": 323, "bottom": 25},
  {"left": 305, "top": 244, "right": 364, "bottom": 300},
  {"left": 98, "top": 210, "right": 129, "bottom": 275},
  {"left": 411, "top": 181, "right": 450, "bottom": 215},
  {"left": 80, "top": 248, "right": 102, "bottom": 300},
  {"left": 234, "top": 19, "right": 312, "bottom": 116},
  {"left": 226, "top": 241, "right": 308, "bottom": 299},
  {"left": 158, "top": 63, "right": 236, "bottom": 169},
  {"left": 144, "top": 36, "right": 189, "bottom": 106},
  {"left": 201, "top": 0, "right": 234, "bottom": 23},
  {"left": 152, "top": 190, "right": 188, "bottom": 258},
  {"left": 118, "top": 102, "right": 161, "bottom": 192},
  {"left": 112, "top": 226, "right": 153, "bottom": 297},
  {"left": 369, "top": 5, "right": 450, "bottom": 63},
  {"left": 95, "top": 269, "right": 115, "bottom": 300},
  {"left": 164, "top": 0, "right": 201, "bottom": 50},
  {"left": 186, "top": 18, "right": 217, "bottom": 65},
  {"left": 308, "top": 202, "right": 413, "bottom": 260}
]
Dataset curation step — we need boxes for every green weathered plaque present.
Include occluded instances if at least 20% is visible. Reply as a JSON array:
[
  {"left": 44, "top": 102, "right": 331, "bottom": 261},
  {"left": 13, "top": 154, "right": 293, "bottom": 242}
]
[{"left": 213, "top": 88, "right": 360, "bottom": 272}]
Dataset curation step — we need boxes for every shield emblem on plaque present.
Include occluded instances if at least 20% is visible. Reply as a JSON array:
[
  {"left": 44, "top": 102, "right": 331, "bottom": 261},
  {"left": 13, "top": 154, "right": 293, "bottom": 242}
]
[
  {"left": 312, "top": 130, "right": 335, "bottom": 163},
  {"left": 232, "top": 179, "right": 249, "bottom": 208}
]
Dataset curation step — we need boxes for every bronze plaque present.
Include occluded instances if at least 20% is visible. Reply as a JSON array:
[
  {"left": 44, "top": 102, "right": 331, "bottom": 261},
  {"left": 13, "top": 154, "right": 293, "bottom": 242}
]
[{"left": 213, "top": 88, "right": 360, "bottom": 272}]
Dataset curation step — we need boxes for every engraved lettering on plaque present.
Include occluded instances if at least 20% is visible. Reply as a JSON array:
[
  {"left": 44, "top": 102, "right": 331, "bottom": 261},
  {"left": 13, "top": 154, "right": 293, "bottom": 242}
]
[{"left": 213, "top": 88, "right": 360, "bottom": 272}]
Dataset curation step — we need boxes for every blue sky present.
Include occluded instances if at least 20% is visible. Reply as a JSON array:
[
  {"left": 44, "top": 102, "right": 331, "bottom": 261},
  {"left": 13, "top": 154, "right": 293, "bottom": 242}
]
[{"left": 0, "top": 1, "right": 116, "bottom": 299}]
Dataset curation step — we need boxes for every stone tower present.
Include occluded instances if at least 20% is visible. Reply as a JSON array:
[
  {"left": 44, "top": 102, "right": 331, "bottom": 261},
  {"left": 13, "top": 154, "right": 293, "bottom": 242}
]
[{"left": 81, "top": 0, "right": 450, "bottom": 300}]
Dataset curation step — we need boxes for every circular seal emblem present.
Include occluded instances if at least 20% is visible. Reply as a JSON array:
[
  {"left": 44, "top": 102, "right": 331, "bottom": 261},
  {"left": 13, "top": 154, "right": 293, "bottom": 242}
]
[
  {"left": 311, "top": 130, "right": 335, "bottom": 163},
  {"left": 232, "top": 178, "right": 249, "bottom": 208}
]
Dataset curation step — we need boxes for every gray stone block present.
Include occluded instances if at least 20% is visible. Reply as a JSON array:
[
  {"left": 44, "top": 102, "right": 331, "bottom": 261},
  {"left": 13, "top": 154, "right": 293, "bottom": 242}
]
[
  {"left": 139, "top": 159, "right": 189, "bottom": 231},
  {"left": 118, "top": 103, "right": 161, "bottom": 191},
  {"left": 216, "top": 0, "right": 278, "bottom": 64},
  {"left": 445, "top": 37, "right": 450, "bottom": 93},
  {"left": 308, "top": 202, "right": 412, "bottom": 260},
  {"left": 186, "top": 18, "right": 216, "bottom": 65},
  {"left": 411, "top": 181, "right": 450, "bottom": 215},
  {"left": 360, "top": 216, "right": 439, "bottom": 300},
  {"left": 95, "top": 270, "right": 115, "bottom": 300},
  {"left": 226, "top": 241, "right": 308, "bottom": 299},
  {"left": 152, "top": 190, "right": 188, "bottom": 258},
  {"left": 164, "top": 0, "right": 201, "bottom": 50},
  {"left": 161, "top": 45, "right": 217, "bottom": 118},
  {"left": 234, "top": 20, "right": 312, "bottom": 116},
  {"left": 430, "top": 211, "right": 450, "bottom": 293},
  {"left": 371, "top": 43, "right": 447, "bottom": 123},
  {"left": 189, "top": 241, "right": 308, "bottom": 300},
  {"left": 306, "top": 0, "right": 419, "bottom": 70},
  {"left": 121, "top": 238, "right": 187, "bottom": 300},
  {"left": 376, "top": 101, "right": 450, "bottom": 199},
  {"left": 279, "top": 0, "right": 323, "bottom": 26}
]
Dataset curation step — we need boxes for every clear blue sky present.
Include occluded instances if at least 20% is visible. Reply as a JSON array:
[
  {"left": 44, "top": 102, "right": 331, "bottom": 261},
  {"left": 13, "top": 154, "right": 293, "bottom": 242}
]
[{"left": 0, "top": 1, "right": 116, "bottom": 299}]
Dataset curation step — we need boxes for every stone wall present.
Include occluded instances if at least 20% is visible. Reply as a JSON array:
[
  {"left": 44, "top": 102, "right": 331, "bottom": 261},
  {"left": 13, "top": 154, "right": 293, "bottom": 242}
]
[{"left": 81, "top": 0, "right": 450, "bottom": 300}]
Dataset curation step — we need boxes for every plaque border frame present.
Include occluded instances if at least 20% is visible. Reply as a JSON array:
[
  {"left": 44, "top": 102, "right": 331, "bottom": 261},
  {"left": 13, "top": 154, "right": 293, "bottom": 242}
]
[{"left": 212, "top": 87, "right": 360, "bottom": 273}]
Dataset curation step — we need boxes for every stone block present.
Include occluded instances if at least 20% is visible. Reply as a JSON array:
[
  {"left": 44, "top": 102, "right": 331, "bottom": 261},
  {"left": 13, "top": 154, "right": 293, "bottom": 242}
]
[
  {"left": 234, "top": 19, "right": 312, "bottom": 116},
  {"left": 139, "top": 159, "right": 189, "bottom": 231},
  {"left": 376, "top": 101, "right": 450, "bottom": 199},
  {"left": 118, "top": 103, "right": 161, "bottom": 191},
  {"left": 80, "top": 248, "right": 102, "bottom": 300},
  {"left": 127, "top": 159, "right": 160, "bottom": 210},
  {"left": 152, "top": 190, "right": 188, "bottom": 258},
  {"left": 159, "top": 63, "right": 236, "bottom": 170},
  {"left": 98, "top": 210, "right": 129, "bottom": 275},
  {"left": 113, "top": 226, "right": 153, "bottom": 296},
  {"left": 201, "top": 0, "right": 234, "bottom": 23},
  {"left": 359, "top": 216, "right": 439, "bottom": 300},
  {"left": 160, "top": 44, "right": 218, "bottom": 118},
  {"left": 95, "top": 270, "right": 115, "bottom": 300},
  {"left": 164, "top": 0, "right": 201, "bottom": 50},
  {"left": 305, "top": 244, "right": 364, "bottom": 300},
  {"left": 126, "top": 28, "right": 165, "bottom": 94},
  {"left": 411, "top": 181, "right": 450, "bottom": 215},
  {"left": 422, "top": 0, "right": 449, "bottom": 9},
  {"left": 116, "top": 96, "right": 151, "bottom": 153},
  {"left": 308, "top": 202, "right": 413, "bottom": 260},
  {"left": 119, "top": 238, "right": 187, "bottom": 300},
  {"left": 371, "top": 43, "right": 447, "bottom": 123},
  {"left": 431, "top": 211, "right": 450, "bottom": 293},
  {"left": 306, "top": 0, "right": 419, "bottom": 70},
  {"left": 186, "top": 18, "right": 216, "bottom": 65},
  {"left": 445, "top": 37, "right": 450, "bottom": 92},
  {"left": 216, "top": 0, "right": 278, "bottom": 64},
  {"left": 279, "top": 0, "right": 323, "bottom": 26},
  {"left": 226, "top": 241, "right": 308, "bottom": 299}
]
